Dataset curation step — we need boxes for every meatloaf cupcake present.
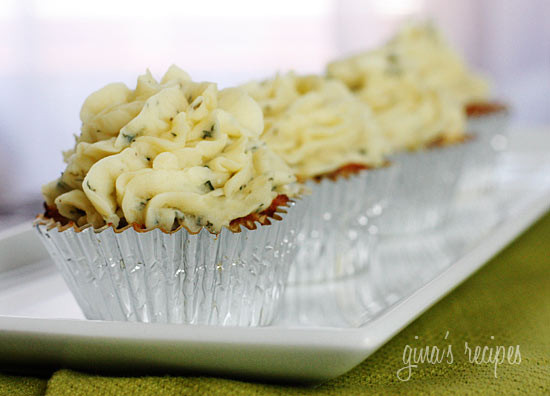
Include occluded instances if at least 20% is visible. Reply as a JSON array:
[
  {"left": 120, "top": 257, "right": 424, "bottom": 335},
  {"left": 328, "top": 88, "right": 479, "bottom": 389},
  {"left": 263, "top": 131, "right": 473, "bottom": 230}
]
[
  {"left": 328, "top": 44, "right": 470, "bottom": 234},
  {"left": 385, "top": 21, "right": 509, "bottom": 194},
  {"left": 36, "top": 65, "right": 301, "bottom": 326},
  {"left": 242, "top": 73, "right": 394, "bottom": 283}
]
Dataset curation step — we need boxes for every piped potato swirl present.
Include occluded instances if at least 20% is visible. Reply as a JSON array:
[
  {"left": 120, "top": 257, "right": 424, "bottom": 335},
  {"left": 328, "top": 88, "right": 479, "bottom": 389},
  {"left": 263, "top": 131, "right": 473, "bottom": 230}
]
[
  {"left": 386, "top": 22, "right": 490, "bottom": 107},
  {"left": 327, "top": 48, "right": 466, "bottom": 151},
  {"left": 42, "top": 66, "right": 297, "bottom": 233},
  {"left": 241, "top": 73, "right": 390, "bottom": 180}
]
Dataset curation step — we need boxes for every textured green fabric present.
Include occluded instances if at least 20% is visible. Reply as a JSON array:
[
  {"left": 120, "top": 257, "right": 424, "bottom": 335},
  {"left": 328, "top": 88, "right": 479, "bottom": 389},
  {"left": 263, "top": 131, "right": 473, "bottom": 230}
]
[
  {"left": 2, "top": 211, "right": 550, "bottom": 396},
  {"left": 0, "top": 373, "right": 46, "bottom": 396}
]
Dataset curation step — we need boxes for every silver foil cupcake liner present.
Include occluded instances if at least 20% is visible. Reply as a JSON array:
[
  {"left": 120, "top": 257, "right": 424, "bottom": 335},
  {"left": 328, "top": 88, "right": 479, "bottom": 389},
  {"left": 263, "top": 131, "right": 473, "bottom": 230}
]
[
  {"left": 373, "top": 142, "right": 469, "bottom": 235},
  {"left": 288, "top": 166, "right": 397, "bottom": 284},
  {"left": 34, "top": 204, "right": 300, "bottom": 327},
  {"left": 461, "top": 111, "right": 510, "bottom": 194}
]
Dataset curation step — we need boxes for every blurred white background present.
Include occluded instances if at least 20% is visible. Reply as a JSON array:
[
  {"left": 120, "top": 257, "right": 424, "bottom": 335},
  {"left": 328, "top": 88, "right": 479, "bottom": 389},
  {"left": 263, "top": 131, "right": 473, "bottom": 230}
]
[{"left": 0, "top": 0, "right": 548, "bottom": 219}]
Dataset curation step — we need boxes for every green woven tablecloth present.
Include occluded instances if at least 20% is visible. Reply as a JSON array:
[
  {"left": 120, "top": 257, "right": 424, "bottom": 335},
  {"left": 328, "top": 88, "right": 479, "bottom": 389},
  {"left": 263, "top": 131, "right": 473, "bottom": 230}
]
[{"left": 2, "top": 211, "right": 549, "bottom": 396}]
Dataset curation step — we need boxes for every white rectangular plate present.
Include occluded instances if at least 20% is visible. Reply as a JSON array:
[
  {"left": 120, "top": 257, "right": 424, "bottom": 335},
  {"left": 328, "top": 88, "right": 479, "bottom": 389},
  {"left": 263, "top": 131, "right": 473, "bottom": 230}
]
[{"left": 0, "top": 127, "right": 549, "bottom": 384}]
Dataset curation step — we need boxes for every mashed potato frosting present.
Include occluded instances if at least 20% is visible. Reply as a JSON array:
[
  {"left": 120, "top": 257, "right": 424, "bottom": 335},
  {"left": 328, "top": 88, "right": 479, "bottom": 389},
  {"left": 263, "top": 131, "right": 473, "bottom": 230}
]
[
  {"left": 42, "top": 66, "right": 297, "bottom": 233},
  {"left": 241, "top": 73, "right": 390, "bottom": 179},
  {"left": 386, "top": 22, "right": 490, "bottom": 107},
  {"left": 327, "top": 48, "right": 466, "bottom": 151}
]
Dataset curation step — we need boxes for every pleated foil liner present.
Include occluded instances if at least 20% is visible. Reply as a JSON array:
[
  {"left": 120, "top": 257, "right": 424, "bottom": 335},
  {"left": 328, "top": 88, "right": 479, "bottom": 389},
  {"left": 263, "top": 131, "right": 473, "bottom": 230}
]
[
  {"left": 461, "top": 111, "right": 510, "bottom": 194},
  {"left": 34, "top": 205, "right": 300, "bottom": 327},
  {"left": 287, "top": 166, "right": 397, "bottom": 284},
  {"left": 373, "top": 141, "right": 470, "bottom": 235}
]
